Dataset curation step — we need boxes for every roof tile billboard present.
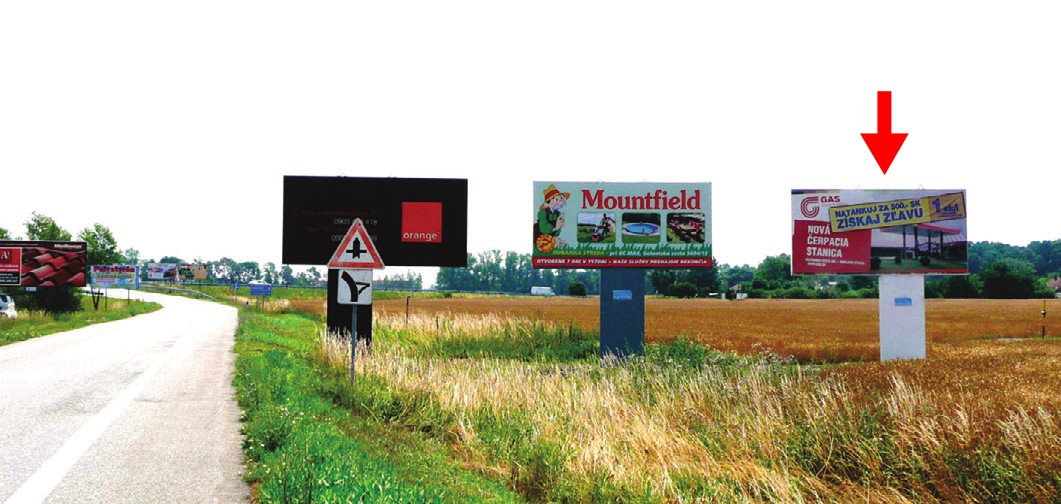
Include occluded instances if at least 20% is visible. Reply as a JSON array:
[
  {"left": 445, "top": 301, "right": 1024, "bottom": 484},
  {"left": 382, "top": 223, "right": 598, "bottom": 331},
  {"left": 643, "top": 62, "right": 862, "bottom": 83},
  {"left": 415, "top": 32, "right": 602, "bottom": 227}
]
[
  {"left": 533, "top": 181, "right": 712, "bottom": 268},
  {"left": 0, "top": 241, "right": 88, "bottom": 287},
  {"left": 791, "top": 189, "right": 968, "bottom": 275}
]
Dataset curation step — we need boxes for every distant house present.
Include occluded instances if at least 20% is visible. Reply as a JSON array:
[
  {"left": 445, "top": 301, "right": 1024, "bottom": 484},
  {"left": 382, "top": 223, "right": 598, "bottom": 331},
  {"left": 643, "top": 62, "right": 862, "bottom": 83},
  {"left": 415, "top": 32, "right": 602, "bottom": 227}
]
[{"left": 1049, "top": 276, "right": 1061, "bottom": 297}]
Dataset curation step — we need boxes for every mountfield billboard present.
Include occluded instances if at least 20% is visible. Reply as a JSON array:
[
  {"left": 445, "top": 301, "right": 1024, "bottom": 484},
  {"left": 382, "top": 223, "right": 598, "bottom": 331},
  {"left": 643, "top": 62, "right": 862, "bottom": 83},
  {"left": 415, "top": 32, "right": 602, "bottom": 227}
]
[
  {"left": 0, "top": 241, "right": 87, "bottom": 287},
  {"left": 532, "top": 181, "right": 712, "bottom": 268},
  {"left": 91, "top": 265, "right": 141, "bottom": 288},
  {"left": 791, "top": 189, "right": 968, "bottom": 275},
  {"left": 283, "top": 176, "right": 468, "bottom": 267}
]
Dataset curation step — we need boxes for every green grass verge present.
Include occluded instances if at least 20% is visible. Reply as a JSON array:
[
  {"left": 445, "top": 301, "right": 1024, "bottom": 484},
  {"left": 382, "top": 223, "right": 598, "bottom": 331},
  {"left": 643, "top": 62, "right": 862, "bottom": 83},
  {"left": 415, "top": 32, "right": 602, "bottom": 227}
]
[
  {"left": 234, "top": 309, "right": 522, "bottom": 503},
  {"left": 0, "top": 295, "right": 162, "bottom": 346}
]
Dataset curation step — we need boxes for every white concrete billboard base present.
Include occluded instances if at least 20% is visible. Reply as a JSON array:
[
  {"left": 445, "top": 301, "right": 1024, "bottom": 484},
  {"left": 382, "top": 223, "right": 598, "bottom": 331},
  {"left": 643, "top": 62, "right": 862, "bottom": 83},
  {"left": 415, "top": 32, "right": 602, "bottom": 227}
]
[{"left": 879, "top": 274, "right": 926, "bottom": 361}]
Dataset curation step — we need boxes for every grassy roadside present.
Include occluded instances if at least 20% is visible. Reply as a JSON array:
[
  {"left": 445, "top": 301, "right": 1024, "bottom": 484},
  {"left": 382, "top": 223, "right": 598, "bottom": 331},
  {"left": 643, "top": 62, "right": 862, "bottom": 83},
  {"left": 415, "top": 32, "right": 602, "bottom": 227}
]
[
  {"left": 234, "top": 308, "right": 521, "bottom": 502},
  {"left": 0, "top": 295, "right": 161, "bottom": 347}
]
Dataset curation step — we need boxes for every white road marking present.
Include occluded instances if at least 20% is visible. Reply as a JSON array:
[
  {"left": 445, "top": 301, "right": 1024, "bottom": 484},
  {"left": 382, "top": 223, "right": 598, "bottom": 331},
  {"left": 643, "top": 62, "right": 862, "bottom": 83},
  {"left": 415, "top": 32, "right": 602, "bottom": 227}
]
[{"left": 4, "top": 327, "right": 187, "bottom": 504}]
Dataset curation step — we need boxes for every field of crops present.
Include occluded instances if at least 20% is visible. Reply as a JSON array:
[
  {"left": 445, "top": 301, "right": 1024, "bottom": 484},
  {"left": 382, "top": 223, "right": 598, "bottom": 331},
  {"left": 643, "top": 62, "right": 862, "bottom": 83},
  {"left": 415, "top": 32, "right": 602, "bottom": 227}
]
[{"left": 372, "top": 297, "right": 1054, "bottom": 356}]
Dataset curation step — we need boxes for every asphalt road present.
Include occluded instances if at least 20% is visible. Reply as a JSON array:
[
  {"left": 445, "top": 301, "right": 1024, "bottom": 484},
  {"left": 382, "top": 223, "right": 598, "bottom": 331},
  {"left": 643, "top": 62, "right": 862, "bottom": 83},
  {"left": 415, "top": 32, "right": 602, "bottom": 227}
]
[{"left": 0, "top": 291, "right": 247, "bottom": 503}]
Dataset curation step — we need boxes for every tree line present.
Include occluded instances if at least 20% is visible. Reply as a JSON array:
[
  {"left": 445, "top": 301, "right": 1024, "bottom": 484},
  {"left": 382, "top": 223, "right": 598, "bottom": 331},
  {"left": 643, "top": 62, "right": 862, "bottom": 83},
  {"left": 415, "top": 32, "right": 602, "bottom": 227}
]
[{"left": 437, "top": 241, "right": 1061, "bottom": 300}]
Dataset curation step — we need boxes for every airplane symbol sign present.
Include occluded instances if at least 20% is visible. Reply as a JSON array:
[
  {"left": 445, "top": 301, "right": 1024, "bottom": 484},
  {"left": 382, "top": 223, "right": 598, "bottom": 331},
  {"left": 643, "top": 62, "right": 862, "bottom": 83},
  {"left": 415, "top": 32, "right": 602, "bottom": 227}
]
[
  {"left": 337, "top": 269, "right": 373, "bottom": 305},
  {"left": 347, "top": 238, "right": 367, "bottom": 259},
  {"left": 328, "top": 219, "right": 384, "bottom": 269}
]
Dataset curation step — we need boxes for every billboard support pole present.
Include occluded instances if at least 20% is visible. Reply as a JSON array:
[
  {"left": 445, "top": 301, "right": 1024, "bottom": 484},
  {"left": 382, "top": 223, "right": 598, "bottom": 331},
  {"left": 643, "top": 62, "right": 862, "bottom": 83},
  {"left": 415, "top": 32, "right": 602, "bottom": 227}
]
[
  {"left": 878, "top": 274, "right": 926, "bottom": 361},
  {"left": 599, "top": 268, "right": 646, "bottom": 361},
  {"left": 350, "top": 309, "right": 358, "bottom": 383}
]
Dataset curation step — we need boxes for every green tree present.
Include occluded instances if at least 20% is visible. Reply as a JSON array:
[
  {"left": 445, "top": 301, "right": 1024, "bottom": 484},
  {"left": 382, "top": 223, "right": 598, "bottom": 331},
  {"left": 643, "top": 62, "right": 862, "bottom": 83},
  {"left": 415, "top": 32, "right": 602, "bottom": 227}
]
[
  {"left": 21, "top": 213, "right": 79, "bottom": 312},
  {"left": 568, "top": 280, "right": 587, "bottom": 297},
  {"left": 0, "top": 227, "right": 10, "bottom": 239},
  {"left": 78, "top": 224, "right": 123, "bottom": 266},
  {"left": 262, "top": 262, "right": 278, "bottom": 284},
  {"left": 25, "top": 212, "right": 72, "bottom": 241},
  {"left": 717, "top": 264, "right": 755, "bottom": 290},
  {"left": 981, "top": 259, "right": 1042, "bottom": 299},
  {"left": 752, "top": 255, "right": 793, "bottom": 290},
  {"left": 670, "top": 281, "right": 698, "bottom": 298},
  {"left": 122, "top": 248, "right": 140, "bottom": 265},
  {"left": 212, "top": 257, "right": 237, "bottom": 281},
  {"left": 680, "top": 267, "right": 719, "bottom": 296},
  {"left": 944, "top": 275, "right": 982, "bottom": 298},
  {"left": 280, "top": 265, "right": 296, "bottom": 285},
  {"left": 648, "top": 270, "right": 676, "bottom": 295},
  {"left": 296, "top": 267, "right": 322, "bottom": 286},
  {"left": 236, "top": 261, "right": 261, "bottom": 283}
]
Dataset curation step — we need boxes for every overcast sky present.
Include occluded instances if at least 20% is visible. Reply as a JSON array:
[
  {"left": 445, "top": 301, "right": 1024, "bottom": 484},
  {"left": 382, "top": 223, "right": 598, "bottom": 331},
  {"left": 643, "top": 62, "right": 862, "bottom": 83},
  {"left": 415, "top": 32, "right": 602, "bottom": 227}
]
[{"left": 2, "top": 2, "right": 1058, "bottom": 284}]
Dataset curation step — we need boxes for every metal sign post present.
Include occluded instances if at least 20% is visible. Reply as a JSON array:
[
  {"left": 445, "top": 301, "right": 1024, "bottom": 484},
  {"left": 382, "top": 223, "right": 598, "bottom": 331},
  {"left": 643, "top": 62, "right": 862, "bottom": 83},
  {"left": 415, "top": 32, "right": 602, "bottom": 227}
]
[
  {"left": 350, "top": 307, "right": 358, "bottom": 381},
  {"left": 326, "top": 219, "right": 385, "bottom": 382},
  {"left": 336, "top": 268, "right": 372, "bottom": 382},
  {"left": 249, "top": 283, "right": 272, "bottom": 312},
  {"left": 1044, "top": 300, "right": 1048, "bottom": 339}
]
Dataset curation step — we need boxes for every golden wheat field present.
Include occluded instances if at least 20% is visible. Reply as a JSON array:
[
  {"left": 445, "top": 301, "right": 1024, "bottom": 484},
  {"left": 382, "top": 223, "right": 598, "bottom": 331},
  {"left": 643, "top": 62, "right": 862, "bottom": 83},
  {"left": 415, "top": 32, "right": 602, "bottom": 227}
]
[{"left": 371, "top": 297, "right": 1055, "bottom": 355}]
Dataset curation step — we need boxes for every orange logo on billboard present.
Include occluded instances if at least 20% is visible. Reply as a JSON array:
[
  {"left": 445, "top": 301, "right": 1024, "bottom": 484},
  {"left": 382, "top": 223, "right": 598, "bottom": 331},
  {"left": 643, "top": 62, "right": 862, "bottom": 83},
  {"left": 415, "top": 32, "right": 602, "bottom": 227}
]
[{"left": 328, "top": 219, "right": 385, "bottom": 269}]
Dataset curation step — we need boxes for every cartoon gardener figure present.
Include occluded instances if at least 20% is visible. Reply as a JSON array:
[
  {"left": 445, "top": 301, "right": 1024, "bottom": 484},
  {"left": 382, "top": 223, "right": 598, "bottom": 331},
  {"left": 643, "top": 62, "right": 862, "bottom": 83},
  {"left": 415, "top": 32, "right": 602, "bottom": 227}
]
[{"left": 535, "top": 184, "right": 570, "bottom": 252}]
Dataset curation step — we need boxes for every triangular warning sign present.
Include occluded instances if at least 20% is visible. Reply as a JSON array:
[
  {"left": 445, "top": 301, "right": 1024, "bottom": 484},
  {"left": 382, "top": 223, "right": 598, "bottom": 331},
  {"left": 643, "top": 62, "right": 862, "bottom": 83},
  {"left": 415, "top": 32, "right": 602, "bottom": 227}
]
[{"left": 328, "top": 219, "right": 385, "bottom": 269}]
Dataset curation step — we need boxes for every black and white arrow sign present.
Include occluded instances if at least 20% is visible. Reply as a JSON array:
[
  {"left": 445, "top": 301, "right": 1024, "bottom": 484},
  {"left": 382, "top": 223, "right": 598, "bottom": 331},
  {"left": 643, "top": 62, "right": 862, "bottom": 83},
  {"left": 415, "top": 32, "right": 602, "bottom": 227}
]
[{"left": 337, "top": 269, "right": 373, "bottom": 305}]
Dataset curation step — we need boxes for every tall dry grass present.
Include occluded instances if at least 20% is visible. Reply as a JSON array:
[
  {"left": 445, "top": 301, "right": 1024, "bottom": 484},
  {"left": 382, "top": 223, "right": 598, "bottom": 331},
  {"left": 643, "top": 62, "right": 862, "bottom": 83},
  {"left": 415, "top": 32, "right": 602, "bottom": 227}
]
[{"left": 314, "top": 310, "right": 1061, "bottom": 502}]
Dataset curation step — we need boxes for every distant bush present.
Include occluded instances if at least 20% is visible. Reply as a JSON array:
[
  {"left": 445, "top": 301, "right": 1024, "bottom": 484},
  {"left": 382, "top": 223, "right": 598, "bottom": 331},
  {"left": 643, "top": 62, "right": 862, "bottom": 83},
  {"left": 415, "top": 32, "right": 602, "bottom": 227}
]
[
  {"left": 944, "top": 275, "right": 982, "bottom": 298},
  {"left": 871, "top": 257, "right": 882, "bottom": 270},
  {"left": 568, "top": 281, "right": 587, "bottom": 297},
  {"left": 669, "top": 282, "right": 698, "bottom": 299},
  {"left": 783, "top": 286, "right": 816, "bottom": 299},
  {"left": 920, "top": 256, "right": 932, "bottom": 267},
  {"left": 14, "top": 288, "right": 82, "bottom": 313}
]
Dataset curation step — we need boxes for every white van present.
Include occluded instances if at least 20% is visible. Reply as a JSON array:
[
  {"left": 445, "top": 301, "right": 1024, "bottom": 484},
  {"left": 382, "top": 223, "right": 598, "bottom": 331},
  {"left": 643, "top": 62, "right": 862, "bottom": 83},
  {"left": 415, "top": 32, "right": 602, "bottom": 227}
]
[
  {"left": 530, "top": 286, "right": 555, "bottom": 296},
  {"left": 0, "top": 293, "right": 17, "bottom": 319}
]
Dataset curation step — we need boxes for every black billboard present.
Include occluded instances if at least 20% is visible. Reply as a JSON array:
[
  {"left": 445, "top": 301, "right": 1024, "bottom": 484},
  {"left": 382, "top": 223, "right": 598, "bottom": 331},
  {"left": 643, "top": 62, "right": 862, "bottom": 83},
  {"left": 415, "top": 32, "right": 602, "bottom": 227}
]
[{"left": 282, "top": 176, "right": 468, "bottom": 267}]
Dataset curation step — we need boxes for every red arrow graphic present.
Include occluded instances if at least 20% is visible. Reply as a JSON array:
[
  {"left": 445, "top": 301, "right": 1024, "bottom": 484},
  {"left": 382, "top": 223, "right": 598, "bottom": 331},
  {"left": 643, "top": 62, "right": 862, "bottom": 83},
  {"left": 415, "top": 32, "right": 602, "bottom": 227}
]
[{"left": 861, "top": 91, "right": 908, "bottom": 174}]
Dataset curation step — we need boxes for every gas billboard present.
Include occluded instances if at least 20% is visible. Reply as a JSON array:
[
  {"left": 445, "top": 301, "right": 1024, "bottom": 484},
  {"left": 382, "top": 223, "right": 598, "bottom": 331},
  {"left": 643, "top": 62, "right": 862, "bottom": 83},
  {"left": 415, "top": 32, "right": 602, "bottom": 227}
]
[
  {"left": 532, "top": 181, "right": 712, "bottom": 268},
  {"left": 791, "top": 189, "right": 968, "bottom": 275}
]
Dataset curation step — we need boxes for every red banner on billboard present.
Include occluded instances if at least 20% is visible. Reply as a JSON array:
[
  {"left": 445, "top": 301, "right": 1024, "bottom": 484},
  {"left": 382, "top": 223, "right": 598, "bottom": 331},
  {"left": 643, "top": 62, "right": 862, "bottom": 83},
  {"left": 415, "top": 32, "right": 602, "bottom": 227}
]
[
  {"left": 792, "top": 220, "right": 872, "bottom": 274},
  {"left": 532, "top": 257, "right": 713, "bottom": 268}
]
